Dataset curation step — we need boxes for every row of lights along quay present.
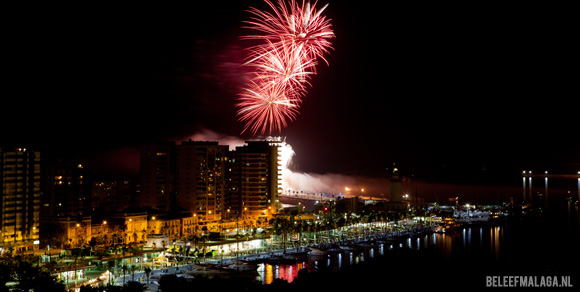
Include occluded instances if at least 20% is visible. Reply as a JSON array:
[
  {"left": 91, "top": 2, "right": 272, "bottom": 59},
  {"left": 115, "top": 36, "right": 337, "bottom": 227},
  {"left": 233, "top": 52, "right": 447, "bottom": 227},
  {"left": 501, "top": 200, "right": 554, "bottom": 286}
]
[{"left": 521, "top": 170, "right": 580, "bottom": 210}]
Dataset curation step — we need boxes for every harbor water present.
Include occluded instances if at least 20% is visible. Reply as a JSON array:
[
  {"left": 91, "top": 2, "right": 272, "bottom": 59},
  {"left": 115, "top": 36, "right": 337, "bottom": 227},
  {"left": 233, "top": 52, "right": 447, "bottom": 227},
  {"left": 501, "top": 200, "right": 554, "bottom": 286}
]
[
  {"left": 257, "top": 225, "right": 507, "bottom": 284},
  {"left": 257, "top": 210, "right": 580, "bottom": 289}
]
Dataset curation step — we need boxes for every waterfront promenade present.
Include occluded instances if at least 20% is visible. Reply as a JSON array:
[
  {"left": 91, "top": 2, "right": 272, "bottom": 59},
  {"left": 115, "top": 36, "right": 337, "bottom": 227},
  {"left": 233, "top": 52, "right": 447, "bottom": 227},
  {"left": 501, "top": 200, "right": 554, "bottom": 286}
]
[{"left": 78, "top": 218, "right": 439, "bottom": 291}]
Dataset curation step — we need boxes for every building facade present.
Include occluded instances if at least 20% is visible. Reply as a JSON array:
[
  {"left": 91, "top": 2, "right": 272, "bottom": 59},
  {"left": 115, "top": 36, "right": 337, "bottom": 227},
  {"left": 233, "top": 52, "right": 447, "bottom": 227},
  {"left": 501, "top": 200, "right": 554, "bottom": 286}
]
[
  {"left": 139, "top": 142, "right": 176, "bottom": 211},
  {"left": 176, "top": 141, "right": 228, "bottom": 225},
  {"left": 41, "top": 216, "right": 92, "bottom": 249},
  {"left": 91, "top": 180, "right": 134, "bottom": 213},
  {"left": 40, "top": 156, "right": 86, "bottom": 217},
  {"left": 0, "top": 148, "right": 41, "bottom": 254},
  {"left": 228, "top": 140, "right": 283, "bottom": 223}
]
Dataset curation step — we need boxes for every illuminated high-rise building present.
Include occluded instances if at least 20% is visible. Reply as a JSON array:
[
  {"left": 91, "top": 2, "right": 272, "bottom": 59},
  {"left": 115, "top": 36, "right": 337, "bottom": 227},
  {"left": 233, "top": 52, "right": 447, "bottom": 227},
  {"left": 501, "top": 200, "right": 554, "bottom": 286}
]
[
  {"left": 139, "top": 139, "right": 282, "bottom": 227},
  {"left": 176, "top": 141, "right": 228, "bottom": 224},
  {"left": 139, "top": 142, "right": 176, "bottom": 211},
  {"left": 0, "top": 148, "right": 40, "bottom": 253},
  {"left": 228, "top": 139, "right": 282, "bottom": 222},
  {"left": 91, "top": 180, "right": 134, "bottom": 212},
  {"left": 40, "top": 156, "right": 86, "bottom": 217},
  {"left": 390, "top": 167, "right": 402, "bottom": 203}
]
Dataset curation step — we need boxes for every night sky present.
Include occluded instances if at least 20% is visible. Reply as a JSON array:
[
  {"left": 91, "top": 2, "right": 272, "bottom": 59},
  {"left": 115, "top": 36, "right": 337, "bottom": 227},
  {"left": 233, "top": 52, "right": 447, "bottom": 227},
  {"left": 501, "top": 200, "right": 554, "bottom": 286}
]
[{"left": 3, "top": 1, "right": 578, "bottom": 186}]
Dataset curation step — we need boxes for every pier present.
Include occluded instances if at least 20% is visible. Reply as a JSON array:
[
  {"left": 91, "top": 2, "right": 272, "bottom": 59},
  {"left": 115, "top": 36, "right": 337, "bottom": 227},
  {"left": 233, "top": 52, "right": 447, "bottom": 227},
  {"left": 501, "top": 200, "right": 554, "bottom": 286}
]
[{"left": 521, "top": 171, "right": 580, "bottom": 206}]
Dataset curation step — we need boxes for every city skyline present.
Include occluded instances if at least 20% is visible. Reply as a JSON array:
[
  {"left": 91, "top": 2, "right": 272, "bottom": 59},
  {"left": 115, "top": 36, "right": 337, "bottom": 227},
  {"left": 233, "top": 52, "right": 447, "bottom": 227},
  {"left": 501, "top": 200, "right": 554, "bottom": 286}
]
[
  {"left": 2, "top": 1, "right": 577, "bottom": 185},
  {"left": 1, "top": 2, "right": 578, "bottom": 291}
]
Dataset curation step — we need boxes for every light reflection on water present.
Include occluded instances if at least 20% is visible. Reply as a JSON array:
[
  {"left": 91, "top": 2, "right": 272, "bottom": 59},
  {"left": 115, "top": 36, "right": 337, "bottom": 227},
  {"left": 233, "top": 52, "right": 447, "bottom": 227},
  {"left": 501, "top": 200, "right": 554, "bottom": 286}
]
[{"left": 258, "top": 226, "right": 504, "bottom": 285}]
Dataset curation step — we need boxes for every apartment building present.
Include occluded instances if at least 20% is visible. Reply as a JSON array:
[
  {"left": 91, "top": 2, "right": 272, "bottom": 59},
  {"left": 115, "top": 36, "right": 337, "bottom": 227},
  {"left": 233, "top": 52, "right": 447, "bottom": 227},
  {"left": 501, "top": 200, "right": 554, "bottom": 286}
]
[{"left": 0, "top": 148, "right": 41, "bottom": 253}]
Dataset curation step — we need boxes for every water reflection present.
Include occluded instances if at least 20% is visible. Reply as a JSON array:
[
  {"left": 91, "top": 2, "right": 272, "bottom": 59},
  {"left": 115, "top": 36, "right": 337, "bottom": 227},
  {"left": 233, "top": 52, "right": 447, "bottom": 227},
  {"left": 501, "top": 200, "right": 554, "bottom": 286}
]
[
  {"left": 258, "top": 226, "right": 505, "bottom": 284},
  {"left": 258, "top": 262, "right": 304, "bottom": 284}
]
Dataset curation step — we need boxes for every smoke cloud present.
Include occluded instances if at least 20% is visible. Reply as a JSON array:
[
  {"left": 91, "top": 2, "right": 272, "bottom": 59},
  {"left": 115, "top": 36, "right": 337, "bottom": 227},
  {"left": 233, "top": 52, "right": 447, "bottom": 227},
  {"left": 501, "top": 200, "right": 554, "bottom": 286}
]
[{"left": 181, "top": 128, "right": 246, "bottom": 151}]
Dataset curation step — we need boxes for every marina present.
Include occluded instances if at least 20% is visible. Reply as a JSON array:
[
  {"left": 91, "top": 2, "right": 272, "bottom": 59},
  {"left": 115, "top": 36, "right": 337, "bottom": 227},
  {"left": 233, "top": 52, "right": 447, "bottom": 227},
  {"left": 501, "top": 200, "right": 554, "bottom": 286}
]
[
  {"left": 54, "top": 210, "right": 503, "bottom": 290},
  {"left": 34, "top": 199, "right": 580, "bottom": 291},
  {"left": 149, "top": 206, "right": 579, "bottom": 290},
  {"left": 193, "top": 219, "right": 506, "bottom": 283},
  {"left": 139, "top": 222, "right": 509, "bottom": 288}
]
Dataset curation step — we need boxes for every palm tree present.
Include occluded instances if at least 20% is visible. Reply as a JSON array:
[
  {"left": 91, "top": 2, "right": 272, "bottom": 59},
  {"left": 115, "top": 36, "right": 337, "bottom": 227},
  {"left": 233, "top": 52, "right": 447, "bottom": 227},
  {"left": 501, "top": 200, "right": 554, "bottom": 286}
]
[
  {"left": 89, "top": 237, "right": 97, "bottom": 256},
  {"left": 121, "top": 264, "right": 128, "bottom": 286},
  {"left": 121, "top": 246, "right": 128, "bottom": 272},
  {"left": 273, "top": 217, "right": 292, "bottom": 253},
  {"left": 184, "top": 246, "right": 191, "bottom": 264},
  {"left": 144, "top": 267, "right": 152, "bottom": 291},
  {"left": 199, "top": 235, "right": 208, "bottom": 262},
  {"left": 170, "top": 245, "right": 178, "bottom": 266},
  {"left": 191, "top": 235, "right": 199, "bottom": 251},
  {"left": 130, "top": 265, "right": 136, "bottom": 282}
]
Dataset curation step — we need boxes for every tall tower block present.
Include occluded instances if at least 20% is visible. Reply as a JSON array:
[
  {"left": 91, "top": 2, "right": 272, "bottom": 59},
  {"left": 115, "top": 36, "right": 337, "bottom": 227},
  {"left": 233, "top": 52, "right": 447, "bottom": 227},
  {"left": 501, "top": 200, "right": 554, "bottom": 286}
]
[{"left": 390, "top": 167, "right": 402, "bottom": 203}]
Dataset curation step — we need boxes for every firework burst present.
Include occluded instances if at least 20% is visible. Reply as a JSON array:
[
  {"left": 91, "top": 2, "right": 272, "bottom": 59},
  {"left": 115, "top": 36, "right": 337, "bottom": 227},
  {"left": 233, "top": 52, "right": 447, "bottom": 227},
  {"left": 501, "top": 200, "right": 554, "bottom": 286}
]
[
  {"left": 237, "top": 81, "right": 301, "bottom": 135},
  {"left": 243, "top": 0, "right": 334, "bottom": 65},
  {"left": 248, "top": 41, "right": 316, "bottom": 95},
  {"left": 237, "top": 0, "right": 334, "bottom": 135}
]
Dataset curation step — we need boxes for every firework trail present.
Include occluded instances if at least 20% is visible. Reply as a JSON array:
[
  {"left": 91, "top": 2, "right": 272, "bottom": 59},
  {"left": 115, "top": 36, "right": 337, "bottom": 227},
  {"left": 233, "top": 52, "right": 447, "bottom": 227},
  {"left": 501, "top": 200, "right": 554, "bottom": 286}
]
[
  {"left": 237, "top": 81, "right": 301, "bottom": 135},
  {"left": 243, "top": 0, "right": 334, "bottom": 65},
  {"left": 248, "top": 40, "right": 316, "bottom": 95},
  {"left": 237, "top": 0, "right": 334, "bottom": 135}
]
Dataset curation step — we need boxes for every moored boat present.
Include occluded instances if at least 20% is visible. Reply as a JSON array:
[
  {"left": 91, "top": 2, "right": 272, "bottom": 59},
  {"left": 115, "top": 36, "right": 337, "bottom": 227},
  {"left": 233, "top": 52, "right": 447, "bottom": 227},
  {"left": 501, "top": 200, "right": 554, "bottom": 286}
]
[
  {"left": 226, "top": 261, "right": 258, "bottom": 272},
  {"left": 307, "top": 247, "right": 327, "bottom": 256},
  {"left": 339, "top": 245, "right": 358, "bottom": 251},
  {"left": 266, "top": 254, "right": 299, "bottom": 265}
]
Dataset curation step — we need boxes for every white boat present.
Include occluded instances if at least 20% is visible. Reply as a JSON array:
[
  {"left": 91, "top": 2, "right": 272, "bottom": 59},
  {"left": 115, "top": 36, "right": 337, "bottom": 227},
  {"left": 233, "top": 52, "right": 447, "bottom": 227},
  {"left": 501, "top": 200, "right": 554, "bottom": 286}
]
[
  {"left": 185, "top": 262, "right": 257, "bottom": 278},
  {"left": 185, "top": 266, "right": 225, "bottom": 276},
  {"left": 227, "top": 262, "right": 258, "bottom": 272},
  {"left": 177, "top": 273, "right": 195, "bottom": 279},
  {"left": 307, "top": 247, "right": 327, "bottom": 256},
  {"left": 435, "top": 225, "right": 446, "bottom": 233},
  {"left": 339, "top": 245, "right": 359, "bottom": 251},
  {"left": 266, "top": 254, "right": 298, "bottom": 265}
]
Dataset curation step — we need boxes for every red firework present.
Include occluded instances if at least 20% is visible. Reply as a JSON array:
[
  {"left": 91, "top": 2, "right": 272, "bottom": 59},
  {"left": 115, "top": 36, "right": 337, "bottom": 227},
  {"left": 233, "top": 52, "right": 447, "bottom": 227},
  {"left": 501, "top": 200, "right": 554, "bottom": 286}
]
[
  {"left": 237, "top": 81, "right": 301, "bottom": 135},
  {"left": 248, "top": 40, "right": 316, "bottom": 96},
  {"left": 243, "top": 0, "right": 334, "bottom": 65},
  {"left": 237, "top": 0, "right": 334, "bottom": 135}
]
